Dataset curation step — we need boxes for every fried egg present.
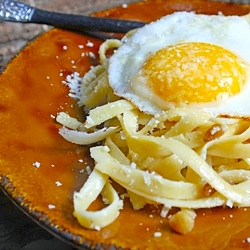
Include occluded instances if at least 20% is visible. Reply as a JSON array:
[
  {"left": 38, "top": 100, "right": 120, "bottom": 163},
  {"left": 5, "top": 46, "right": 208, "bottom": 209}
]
[{"left": 108, "top": 12, "right": 250, "bottom": 116}]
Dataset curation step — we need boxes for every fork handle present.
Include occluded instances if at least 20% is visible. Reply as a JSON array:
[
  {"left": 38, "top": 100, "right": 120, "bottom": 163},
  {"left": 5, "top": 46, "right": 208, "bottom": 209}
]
[
  {"left": 31, "top": 8, "right": 144, "bottom": 33},
  {"left": 0, "top": 0, "right": 145, "bottom": 33}
]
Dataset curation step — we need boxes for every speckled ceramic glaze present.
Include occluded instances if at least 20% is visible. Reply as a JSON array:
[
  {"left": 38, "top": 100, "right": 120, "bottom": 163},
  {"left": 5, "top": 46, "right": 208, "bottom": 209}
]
[{"left": 1, "top": 0, "right": 250, "bottom": 249}]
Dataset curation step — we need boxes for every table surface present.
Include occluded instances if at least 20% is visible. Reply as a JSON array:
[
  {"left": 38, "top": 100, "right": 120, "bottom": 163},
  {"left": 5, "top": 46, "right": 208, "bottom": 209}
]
[
  {"left": 1, "top": 0, "right": 250, "bottom": 249},
  {"left": 0, "top": 1, "right": 138, "bottom": 249}
]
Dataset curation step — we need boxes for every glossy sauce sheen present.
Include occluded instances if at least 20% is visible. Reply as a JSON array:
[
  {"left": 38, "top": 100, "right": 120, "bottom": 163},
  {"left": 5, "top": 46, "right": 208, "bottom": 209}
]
[{"left": 1, "top": 0, "right": 250, "bottom": 249}]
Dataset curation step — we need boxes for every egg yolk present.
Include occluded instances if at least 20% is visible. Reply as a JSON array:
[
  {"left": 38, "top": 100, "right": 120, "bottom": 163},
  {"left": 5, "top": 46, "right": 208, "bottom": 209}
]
[{"left": 131, "top": 42, "right": 248, "bottom": 108}]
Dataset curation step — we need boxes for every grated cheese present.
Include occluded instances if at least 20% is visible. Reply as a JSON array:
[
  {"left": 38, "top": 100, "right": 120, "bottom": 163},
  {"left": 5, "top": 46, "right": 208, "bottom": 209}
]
[
  {"left": 94, "top": 225, "right": 101, "bottom": 231},
  {"left": 86, "top": 166, "right": 92, "bottom": 175},
  {"left": 55, "top": 181, "right": 62, "bottom": 186},
  {"left": 153, "top": 232, "right": 162, "bottom": 238},
  {"left": 143, "top": 170, "right": 151, "bottom": 186},
  {"left": 89, "top": 52, "right": 96, "bottom": 58},
  {"left": 63, "top": 71, "right": 82, "bottom": 103},
  {"left": 86, "top": 41, "right": 94, "bottom": 47},
  {"left": 32, "top": 161, "right": 40, "bottom": 168},
  {"left": 226, "top": 200, "right": 233, "bottom": 208},
  {"left": 160, "top": 206, "right": 170, "bottom": 218},
  {"left": 48, "top": 204, "right": 56, "bottom": 209}
]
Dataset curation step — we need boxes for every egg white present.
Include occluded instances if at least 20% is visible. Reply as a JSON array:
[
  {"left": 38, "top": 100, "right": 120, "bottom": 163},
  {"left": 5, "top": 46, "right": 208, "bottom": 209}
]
[{"left": 108, "top": 11, "right": 250, "bottom": 116}]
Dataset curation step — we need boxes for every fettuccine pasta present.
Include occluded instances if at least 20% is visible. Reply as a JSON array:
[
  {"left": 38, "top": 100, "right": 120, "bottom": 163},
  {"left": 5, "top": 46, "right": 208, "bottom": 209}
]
[{"left": 56, "top": 37, "right": 250, "bottom": 235}]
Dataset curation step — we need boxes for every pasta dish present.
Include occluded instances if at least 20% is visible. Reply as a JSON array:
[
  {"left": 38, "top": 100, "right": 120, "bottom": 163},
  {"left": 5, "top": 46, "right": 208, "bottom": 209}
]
[{"left": 56, "top": 12, "right": 250, "bottom": 234}]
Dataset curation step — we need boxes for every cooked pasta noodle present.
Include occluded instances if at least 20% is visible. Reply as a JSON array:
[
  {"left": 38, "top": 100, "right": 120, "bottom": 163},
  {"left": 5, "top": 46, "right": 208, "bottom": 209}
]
[{"left": 56, "top": 37, "right": 250, "bottom": 234}]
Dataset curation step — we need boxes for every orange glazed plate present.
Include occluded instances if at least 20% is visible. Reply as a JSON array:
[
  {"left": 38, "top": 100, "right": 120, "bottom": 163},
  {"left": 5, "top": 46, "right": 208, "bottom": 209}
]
[{"left": 1, "top": 0, "right": 250, "bottom": 249}]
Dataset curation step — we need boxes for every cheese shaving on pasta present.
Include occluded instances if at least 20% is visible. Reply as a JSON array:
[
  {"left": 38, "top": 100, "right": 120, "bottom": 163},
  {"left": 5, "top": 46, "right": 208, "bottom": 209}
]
[{"left": 57, "top": 38, "right": 250, "bottom": 235}]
